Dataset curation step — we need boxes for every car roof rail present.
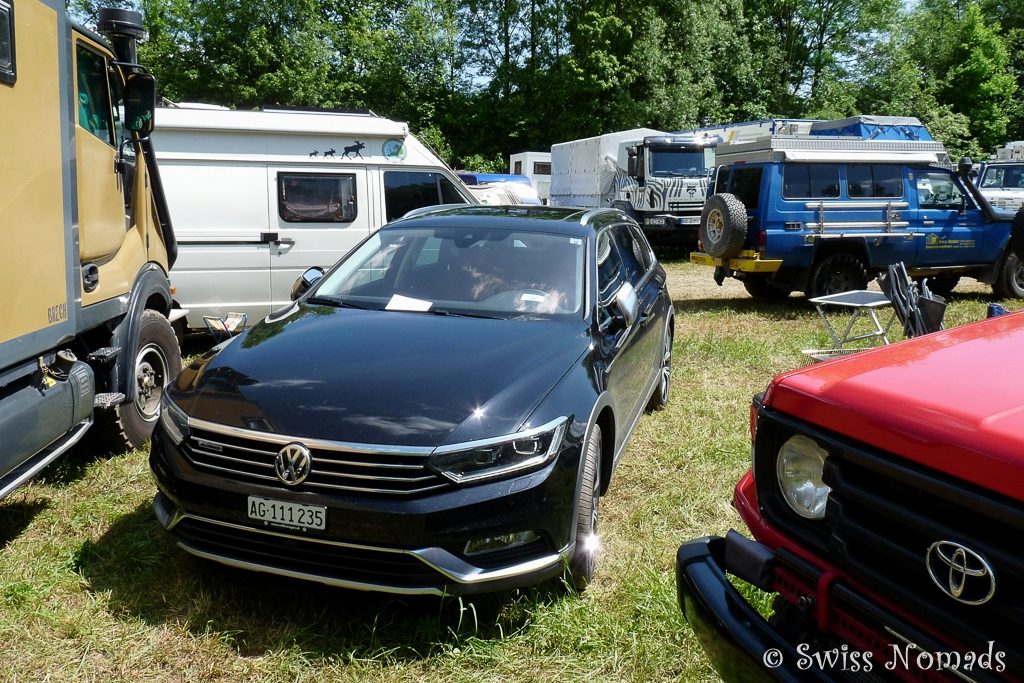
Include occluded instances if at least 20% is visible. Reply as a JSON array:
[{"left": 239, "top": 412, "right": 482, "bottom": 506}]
[{"left": 579, "top": 207, "right": 621, "bottom": 226}]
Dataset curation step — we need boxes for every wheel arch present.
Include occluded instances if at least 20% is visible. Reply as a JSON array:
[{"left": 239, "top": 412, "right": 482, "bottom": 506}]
[
  {"left": 802, "top": 239, "right": 871, "bottom": 291},
  {"left": 109, "top": 264, "right": 175, "bottom": 400},
  {"left": 594, "top": 405, "right": 616, "bottom": 497}
]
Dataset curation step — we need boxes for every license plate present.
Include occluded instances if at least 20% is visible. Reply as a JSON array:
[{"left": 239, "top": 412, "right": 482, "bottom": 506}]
[
  {"left": 645, "top": 217, "right": 667, "bottom": 226},
  {"left": 680, "top": 216, "right": 700, "bottom": 225},
  {"left": 247, "top": 496, "right": 326, "bottom": 530}
]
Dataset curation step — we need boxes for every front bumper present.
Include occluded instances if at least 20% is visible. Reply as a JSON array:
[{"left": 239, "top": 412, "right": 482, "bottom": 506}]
[
  {"left": 150, "top": 427, "right": 581, "bottom": 595},
  {"left": 677, "top": 535, "right": 830, "bottom": 683},
  {"left": 678, "top": 531, "right": 1015, "bottom": 683}
]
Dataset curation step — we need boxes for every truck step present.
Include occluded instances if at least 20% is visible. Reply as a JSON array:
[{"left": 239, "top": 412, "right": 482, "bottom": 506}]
[
  {"left": 87, "top": 347, "right": 121, "bottom": 363},
  {"left": 94, "top": 392, "right": 125, "bottom": 409}
]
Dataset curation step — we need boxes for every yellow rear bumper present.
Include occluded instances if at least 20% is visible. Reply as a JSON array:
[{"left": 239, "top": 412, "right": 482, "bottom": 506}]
[{"left": 689, "top": 250, "right": 783, "bottom": 273}]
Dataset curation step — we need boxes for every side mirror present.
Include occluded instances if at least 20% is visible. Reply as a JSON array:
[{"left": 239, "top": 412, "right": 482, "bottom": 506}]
[
  {"left": 123, "top": 72, "right": 156, "bottom": 137},
  {"left": 291, "top": 266, "right": 324, "bottom": 300},
  {"left": 613, "top": 281, "right": 639, "bottom": 328},
  {"left": 627, "top": 151, "right": 637, "bottom": 178}
]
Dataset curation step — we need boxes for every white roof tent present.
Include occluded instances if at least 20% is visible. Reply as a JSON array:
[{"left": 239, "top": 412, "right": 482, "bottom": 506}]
[{"left": 714, "top": 135, "right": 947, "bottom": 166}]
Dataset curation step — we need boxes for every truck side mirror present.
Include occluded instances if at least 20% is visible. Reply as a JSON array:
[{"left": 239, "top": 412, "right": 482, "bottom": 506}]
[
  {"left": 627, "top": 149, "right": 637, "bottom": 178},
  {"left": 291, "top": 266, "right": 324, "bottom": 300},
  {"left": 123, "top": 72, "right": 156, "bottom": 137}
]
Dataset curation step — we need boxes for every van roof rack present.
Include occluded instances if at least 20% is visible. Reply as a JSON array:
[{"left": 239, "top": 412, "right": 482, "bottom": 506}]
[{"left": 262, "top": 105, "right": 378, "bottom": 117}]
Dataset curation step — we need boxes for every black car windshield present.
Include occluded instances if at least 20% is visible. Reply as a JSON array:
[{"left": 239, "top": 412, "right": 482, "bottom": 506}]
[{"left": 311, "top": 226, "right": 586, "bottom": 318}]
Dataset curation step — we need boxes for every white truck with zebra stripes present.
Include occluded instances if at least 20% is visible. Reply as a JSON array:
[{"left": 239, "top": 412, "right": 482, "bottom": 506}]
[{"left": 549, "top": 128, "right": 718, "bottom": 248}]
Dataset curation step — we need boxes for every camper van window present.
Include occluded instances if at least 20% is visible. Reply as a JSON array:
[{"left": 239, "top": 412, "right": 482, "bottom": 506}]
[
  {"left": 846, "top": 164, "right": 903, "bottom": 198},
  {"left": 533, "top": 162, "right": 551, "bottom": 175},
  {"left": 782, "top": 164, "right": 840, "bottom": 199},
  {"left": 0, "top": 0, "right": 14, "bottom": 85},
  {"left": 278, "top": 173, "right": 357, "bottom": 223},
  {"left": 75, "top": 45, "right": 115, "bottom": 146},
  {"left": 384, "top": 171, "right": 468, "bottom": 222}
]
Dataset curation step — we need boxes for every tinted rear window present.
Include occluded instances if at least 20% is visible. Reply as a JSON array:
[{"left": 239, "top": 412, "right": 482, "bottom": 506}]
[
  {"left": 783, "top": 164, "right": 841, "bottom": 199},
  {"left": 846, "top": 164, "right": 903, "bottom": 198},
  {"left": 730, "top": 166, "right": 763, "bottom": 209}
]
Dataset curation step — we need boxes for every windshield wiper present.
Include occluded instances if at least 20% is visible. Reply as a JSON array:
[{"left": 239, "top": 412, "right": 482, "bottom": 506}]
[
  {"left": 429, "top": 308, "right": 505, "bottom": 320},
  {"left": 306, "top": 295, "right": 372, "bottom": 310}
]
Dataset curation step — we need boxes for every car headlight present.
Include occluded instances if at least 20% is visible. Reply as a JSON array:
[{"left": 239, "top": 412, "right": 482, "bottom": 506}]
[
  {"left": 159, "top": 395, "right": 191, "bottom": 445},
  {"left": 776, "top": 434, "right": 831, "bottom": 520},
  {"left": 428, "top": 417, "right": 568, "bottom": 484}
]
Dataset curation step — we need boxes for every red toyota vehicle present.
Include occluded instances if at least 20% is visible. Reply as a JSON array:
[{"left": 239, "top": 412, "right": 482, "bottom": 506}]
[{"left": 677, "top": 311, "right": 1023, "bottom": 682}]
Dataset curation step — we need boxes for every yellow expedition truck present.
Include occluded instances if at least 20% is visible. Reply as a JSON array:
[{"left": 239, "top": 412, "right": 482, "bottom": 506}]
[{"left": 0, "top": 1, "right": 182, "bottom": 498}]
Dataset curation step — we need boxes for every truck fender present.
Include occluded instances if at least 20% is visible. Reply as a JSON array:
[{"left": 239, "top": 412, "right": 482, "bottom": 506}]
[{"left": 108, "top": 264, "right": 174, "bottom": 400}]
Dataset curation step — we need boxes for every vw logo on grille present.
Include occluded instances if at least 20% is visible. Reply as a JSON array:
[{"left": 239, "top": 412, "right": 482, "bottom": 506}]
[
  {"left": 926, "top": 541, "right": 996, "bottom": 605},
  {"left": 275, "top": 443, "right": 312, "bottom": 486}
]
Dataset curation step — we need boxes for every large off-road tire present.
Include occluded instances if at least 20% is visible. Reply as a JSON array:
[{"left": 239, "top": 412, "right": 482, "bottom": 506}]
[
  {"left": 699, "top": 193, "right": 747, "bottom": 258},
  {"left": 743, "top": 276, "right": 793, "bottom": 300},
  {"left": 993, "top": 251, "right": 1024, "bottom": 299},
  {"left": 98, "top": 310, "right": 182, "bottom": 451},
  {"left": 646, "top": 318, "right": 673, "bottom": 411},
  {"left": 807, "top": 253, "right": 868, "bottom": 298},
  {"left": 567, "top": 426, "right": 602, "bottom": 592}
]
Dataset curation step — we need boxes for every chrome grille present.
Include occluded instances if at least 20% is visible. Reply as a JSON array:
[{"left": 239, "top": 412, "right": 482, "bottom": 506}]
[{"left": 184, "top": 420, "right": 449, "bottom": 497}]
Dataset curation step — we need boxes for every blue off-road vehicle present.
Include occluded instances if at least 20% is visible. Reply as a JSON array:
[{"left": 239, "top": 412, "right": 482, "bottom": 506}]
[{"left": 690, "top": 116, "right": 1024, "bottom": 299}]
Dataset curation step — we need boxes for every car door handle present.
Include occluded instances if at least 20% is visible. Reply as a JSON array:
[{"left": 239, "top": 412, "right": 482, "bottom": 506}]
[
  {"left": 922, "top": 220, "right": 935, "bottom": 226},
  {"left": 276, "top": 237, "right": 296, "bottom": 246}
]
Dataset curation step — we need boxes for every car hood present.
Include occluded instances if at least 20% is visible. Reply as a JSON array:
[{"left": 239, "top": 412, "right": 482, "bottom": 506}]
[
  {"left": 765, "top": 312, "right": 1024, "bottom": 500},
  {"left": 173, "top": 304, "right": 591, "bottom": 447}
]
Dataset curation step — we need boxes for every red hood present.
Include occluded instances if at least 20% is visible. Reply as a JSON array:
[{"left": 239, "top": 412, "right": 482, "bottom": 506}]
[{"left": 766, "top": 311, "right": 1024, "bottom": 500}]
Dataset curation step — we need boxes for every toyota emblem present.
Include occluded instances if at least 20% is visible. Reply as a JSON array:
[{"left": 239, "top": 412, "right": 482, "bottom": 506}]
[
  {"left": 926, "top": 541, "right": 996, "bottom": 605},
  {"left": 275, "top": 443, "right": 312, "bottom": 485}
]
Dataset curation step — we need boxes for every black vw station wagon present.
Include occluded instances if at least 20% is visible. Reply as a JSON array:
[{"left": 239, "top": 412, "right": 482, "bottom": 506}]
[{"left": 150, "top": 205, "right": 674, "bottom": 595}]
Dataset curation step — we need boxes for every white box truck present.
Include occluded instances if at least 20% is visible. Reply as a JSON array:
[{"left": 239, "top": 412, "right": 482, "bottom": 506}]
[
  {"left": 549, "top": 128, "right": 717, "bottom": 247},
  {"left": 153, "top": 105, "right": 476, "bottom": 331}
]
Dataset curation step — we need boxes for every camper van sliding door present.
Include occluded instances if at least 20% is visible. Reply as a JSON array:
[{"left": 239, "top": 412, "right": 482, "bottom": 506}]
[{"left": 269, "top": 168, "right": 371, "bottom": 311}]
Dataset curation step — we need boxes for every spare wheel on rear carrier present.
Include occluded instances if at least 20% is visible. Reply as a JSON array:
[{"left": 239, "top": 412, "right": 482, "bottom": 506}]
[{"left": 699, "top": 194, "right": 747, "bottom": 258}]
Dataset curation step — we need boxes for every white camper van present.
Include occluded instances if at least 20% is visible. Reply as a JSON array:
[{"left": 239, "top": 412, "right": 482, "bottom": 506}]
[{"left": 153, "top": 105, "right": 475, "bottom": 331}]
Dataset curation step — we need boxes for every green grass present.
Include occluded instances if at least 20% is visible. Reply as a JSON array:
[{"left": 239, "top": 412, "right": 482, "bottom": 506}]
[{"left": 0, "top": 261, "right": 1019, "bottom": 682}]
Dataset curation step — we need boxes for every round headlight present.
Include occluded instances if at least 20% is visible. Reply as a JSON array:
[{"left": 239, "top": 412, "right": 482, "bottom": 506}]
[{"left": 776, "top": 435, "right": 831, "bottom": 520}]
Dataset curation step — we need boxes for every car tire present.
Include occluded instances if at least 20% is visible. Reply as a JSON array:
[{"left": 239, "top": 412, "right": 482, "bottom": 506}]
[
  {"left": 993, "top": 250, "right": 1024, "bottom": 299},
  {"left": 808, "top": 253, "right": 868, "bottom": 298},
  {"left": 646, "top": 318, "right": 673, "bottom": 411},
  {"left": 699, "top": 193, "right": 747, "bottom": 258},
  {"left": 98, "top": 310, "right": 182, "bottom": 451},
  {"left": 743, "top": 276, "right": 792, "bottom": 300},
  {"left": 567, "top": 425, "right": 602, "bottom": 592}
]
